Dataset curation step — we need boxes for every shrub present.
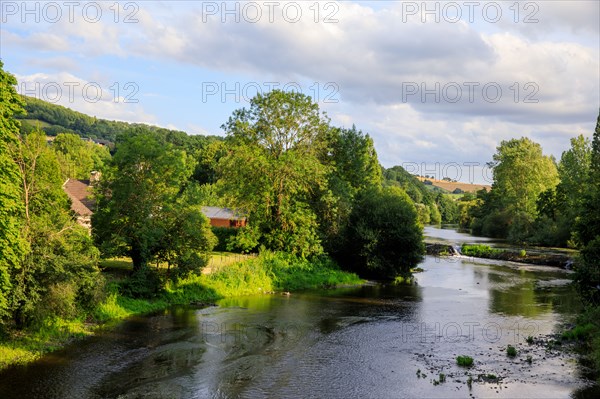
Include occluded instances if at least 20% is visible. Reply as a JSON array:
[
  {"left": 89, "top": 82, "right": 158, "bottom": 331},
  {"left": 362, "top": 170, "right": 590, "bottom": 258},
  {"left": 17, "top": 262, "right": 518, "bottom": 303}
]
[
  {"left": 507, "top": 345, "right": 517, "bottom": 357},
  {"left": 561, "top": 323, "right": 596, "bottom": 341},
  {"left": 172, "top": 251, "right": 209, "bottom": 280},
  {"left": 526, "top": 335, "right": 534, "bottom": 344},
  {"left": 34, "top": 282, "right": 78, "bottom": 323},
  {"left": 456, "top": 355, "right": 474, "bottom": 367},
  {"left": 342, "top": 186, "right": 424, "bottom": 279},
  {"left": 519, "top": 249, "right": 527, "bottom": 257},
  {"left": 119, "top": 267, "right": 163, "bottom": 298},
  {"left": 461, "top": 244, "right": 503, "bottom": 258},
  {"left": 211, "top": 227, "right": 239, "bottom": 252}
]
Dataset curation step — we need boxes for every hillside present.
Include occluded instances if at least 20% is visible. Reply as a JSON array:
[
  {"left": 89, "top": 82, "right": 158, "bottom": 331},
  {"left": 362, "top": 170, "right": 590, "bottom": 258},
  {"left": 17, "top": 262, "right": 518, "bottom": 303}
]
[
  {"left": 415, "top": 176, "right": 491, "bottom": 193},
  {"left": 16, "top": 95, "right": 221, "bottom": 144}
]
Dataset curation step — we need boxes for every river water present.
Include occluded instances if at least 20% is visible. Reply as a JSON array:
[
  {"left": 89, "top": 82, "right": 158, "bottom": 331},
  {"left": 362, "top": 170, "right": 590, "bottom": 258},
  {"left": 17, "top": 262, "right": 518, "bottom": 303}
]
[{"left": 1, "top": 227, "right": 598, "bottom": 398}]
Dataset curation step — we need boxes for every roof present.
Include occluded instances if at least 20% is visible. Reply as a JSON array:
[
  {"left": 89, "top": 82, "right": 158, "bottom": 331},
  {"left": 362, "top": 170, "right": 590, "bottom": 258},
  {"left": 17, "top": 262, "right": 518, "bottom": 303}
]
[
  {"left": 201, "top": 206, "right": 246, "bottom": 220},
  {"left": 63, "top": 179, "right": 95, "bottom": 216}
]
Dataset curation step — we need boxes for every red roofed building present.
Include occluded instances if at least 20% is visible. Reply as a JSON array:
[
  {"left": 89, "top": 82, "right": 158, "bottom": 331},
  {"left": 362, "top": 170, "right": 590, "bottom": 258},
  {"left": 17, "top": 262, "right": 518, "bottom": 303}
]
[{"left": 63, "top": 178, "right": 96, "bottom": 229}]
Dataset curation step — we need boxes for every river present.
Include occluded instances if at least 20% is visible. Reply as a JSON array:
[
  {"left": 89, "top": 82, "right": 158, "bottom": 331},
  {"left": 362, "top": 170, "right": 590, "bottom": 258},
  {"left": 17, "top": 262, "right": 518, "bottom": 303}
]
[{"left": 0, "top": 226, "right": 598, "bottom": 398}]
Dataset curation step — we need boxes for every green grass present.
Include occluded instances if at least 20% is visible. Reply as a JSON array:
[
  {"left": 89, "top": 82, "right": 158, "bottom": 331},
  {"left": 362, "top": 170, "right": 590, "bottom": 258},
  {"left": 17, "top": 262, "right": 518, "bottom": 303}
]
[
  {"left": 456, "top": 355, "right": 474, "bottom": 367},
  {"left": 507, "top": 345, "right": 517, "bottom": 357},
  {"left": 526, "top": 335, "right": 534, "bottom": 344},
  {"left": 0, "top": 317, "right": 93, "bottom": 369},
  {"left": 20, "top": 119, "right": 52, "bottom": 128},
  {"left": 461, "top": 244, "right": 504, "bottom": 258},
  {"left": 1, "top": 251, "right": 363, "bottom": 369},
  {"left": 561, "top": 323, "right": 596, "bottom": 341}
]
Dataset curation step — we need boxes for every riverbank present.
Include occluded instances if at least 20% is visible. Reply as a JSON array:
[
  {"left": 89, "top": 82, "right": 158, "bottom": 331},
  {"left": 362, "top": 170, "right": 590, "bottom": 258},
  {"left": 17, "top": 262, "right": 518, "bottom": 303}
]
[
  {"left": 0, "top": 251, "right": 363, "bottom": 370},
  {"left": 425, "top": 242, "right": 574, "bottom": 268}
]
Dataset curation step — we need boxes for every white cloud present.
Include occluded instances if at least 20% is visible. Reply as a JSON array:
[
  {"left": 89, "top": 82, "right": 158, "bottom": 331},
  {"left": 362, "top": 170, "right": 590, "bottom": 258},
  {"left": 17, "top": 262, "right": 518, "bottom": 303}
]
[
  {"left": 15, "top": 72, "right": 157, "bottom": 124},
  {"left": 2, "top": 0, "right": 598, "bottom": 173}
]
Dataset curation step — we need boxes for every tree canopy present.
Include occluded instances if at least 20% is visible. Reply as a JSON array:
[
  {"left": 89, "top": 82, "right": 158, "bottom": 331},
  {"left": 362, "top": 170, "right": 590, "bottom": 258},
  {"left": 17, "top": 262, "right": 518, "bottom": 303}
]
[{"left": 93, "top": 129, "right": 216, "bottom": 274}]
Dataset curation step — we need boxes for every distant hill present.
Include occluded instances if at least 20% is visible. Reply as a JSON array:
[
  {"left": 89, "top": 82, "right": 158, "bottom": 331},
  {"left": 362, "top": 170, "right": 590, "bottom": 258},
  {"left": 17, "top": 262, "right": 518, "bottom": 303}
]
[
  {"left": 384, "top": 166, "right": 444, "bottom": 201},
  {"left": 415, "top": 176, "right": 491, "bottom": 193},
  {"left": 16, "top": 95, "right": 220, "bottom": 144}
]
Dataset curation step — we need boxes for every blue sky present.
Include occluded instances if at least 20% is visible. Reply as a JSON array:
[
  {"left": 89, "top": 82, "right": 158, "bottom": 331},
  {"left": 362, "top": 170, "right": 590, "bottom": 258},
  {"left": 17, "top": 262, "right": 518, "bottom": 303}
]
[{"left": 1, "top": 0, "right": 598, "bottom": 184}]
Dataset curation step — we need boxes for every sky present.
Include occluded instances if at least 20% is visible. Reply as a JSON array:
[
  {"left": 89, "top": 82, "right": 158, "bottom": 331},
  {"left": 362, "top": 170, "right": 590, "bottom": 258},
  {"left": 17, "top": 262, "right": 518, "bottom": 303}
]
[{"left": 1, "top": 0, "right": 598, "bottom": 184}]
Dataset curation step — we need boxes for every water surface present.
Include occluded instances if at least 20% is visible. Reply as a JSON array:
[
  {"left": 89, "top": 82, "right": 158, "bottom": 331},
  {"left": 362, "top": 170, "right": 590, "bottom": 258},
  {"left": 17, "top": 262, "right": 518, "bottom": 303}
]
[{"left": 0, "top": 228, "right": 597, "bottom": 398}]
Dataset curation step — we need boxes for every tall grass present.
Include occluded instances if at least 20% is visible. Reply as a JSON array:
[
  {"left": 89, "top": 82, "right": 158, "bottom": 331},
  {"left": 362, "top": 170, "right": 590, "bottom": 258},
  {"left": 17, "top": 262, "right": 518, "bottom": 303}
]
[{"left": 461, "top": 244, "right": 503, "bottom": 258}]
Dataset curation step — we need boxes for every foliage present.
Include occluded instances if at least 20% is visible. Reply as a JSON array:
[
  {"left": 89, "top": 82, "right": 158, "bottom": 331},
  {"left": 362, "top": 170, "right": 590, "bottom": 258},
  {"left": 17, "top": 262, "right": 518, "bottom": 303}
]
[
  {"left": 6, "top": 130, "right": 101, "bottom": 328},
  {"left": 0, "top": 62, "right": 27, "bottom": 322},
  {"left": 341, "top": 186, "right": 424, "bottom": 279},
  {"left": 460, "top": 244, "right": 503, "bottom": 258},
  {"left": 384, "top": 165, "right": 457, "bottom": 224},
  {"left": 316, "top": 125, "right": 382, "bottom": 253},
  {"left": 506, "top": 345, "right": 517, "bottom": 357},
  {"left": 218, "top": 90, "right": 330, "bottom": 257},
  {"left": 532, "top": 135, "right": 592, "bottom": 247},
  {"left": 211, "top": 227, "right": 240, "bottom": 252},
  {"left": 52, "top": 133, "right": 111, "bottom": 179},
  {"left": 574, "top": 110, "right": 600, "bottom": 305},
  {"left": 118, "top": 266, "right": 163, "bottom": 299},
  {"left": 469, "top": 138, "right": 559, "bottom": 242},
  {"left": 93, "top": 129, "right": 216, "bottom": 274},
  {"left": 456, "top": 355, "right": 474, "bottom": 367},
  {"left": 16, "top": 95, "right": 223, "bottom": 146}
]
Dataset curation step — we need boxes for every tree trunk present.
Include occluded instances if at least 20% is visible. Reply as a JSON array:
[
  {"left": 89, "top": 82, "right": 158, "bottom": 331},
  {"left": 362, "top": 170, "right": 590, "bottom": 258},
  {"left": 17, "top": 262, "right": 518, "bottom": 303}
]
[{"left": 130, "top": 243, "right": 146, "bottom": 272}]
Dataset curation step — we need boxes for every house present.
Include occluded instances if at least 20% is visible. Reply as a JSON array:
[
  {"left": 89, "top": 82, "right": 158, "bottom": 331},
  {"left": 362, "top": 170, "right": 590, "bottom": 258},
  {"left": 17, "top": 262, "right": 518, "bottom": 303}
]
[
  {"left": 63, "top": 178, "right": 95, "bottom": 229},
  {"left": 201, "top": 206, "right": 247, "bottom": 228}
]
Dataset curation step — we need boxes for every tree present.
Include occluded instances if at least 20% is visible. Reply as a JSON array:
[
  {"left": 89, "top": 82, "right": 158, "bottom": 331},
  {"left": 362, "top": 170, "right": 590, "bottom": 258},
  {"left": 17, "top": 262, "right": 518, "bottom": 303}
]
[
  {"left": 473, "top": 138, "right": 559, "bottom": 241},
  {"left": 93, "top": 129, "right": 215, "bottom": 273},
  {"left": 317, "top": 125, "right": 383, "bottom": 252},
  {"left": 53, "top": 133, "right": 110, "bottom": 179},
  {"left": 0, "top": 61, "right": 27, "bottom": 322},
  {"left": 341, "top": 186, "right": 424, "bottom": 279},
  {"left": 533, "top": 135, "right": 592, "bottom": 247},
  {"left": 575, "top": 110, "right": 600, "bottom": 304},
  {"left": 7, "top": 130, "right": 100, "bottom": 327},
  {"left": 490, "top": 138, "right": 559, "bottom": 216},
  {"left": 218, "top": 90, "right": 330, "bottom": 256}
]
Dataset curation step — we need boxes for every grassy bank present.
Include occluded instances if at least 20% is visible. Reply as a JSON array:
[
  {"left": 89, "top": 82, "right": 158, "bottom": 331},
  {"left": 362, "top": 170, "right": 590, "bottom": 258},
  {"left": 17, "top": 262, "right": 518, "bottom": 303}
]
[
  {"left": 460, "top": 244, "right": 572, "bottom": 267},
  {"left": 0, "top": 251, "right": 362, "bottom": 370},
  {"left": 562, "top": 306, "right": 600, "bottom": 382}
]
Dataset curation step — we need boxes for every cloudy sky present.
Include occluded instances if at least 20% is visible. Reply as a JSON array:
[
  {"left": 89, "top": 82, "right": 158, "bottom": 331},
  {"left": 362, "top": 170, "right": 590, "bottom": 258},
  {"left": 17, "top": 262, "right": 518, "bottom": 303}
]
[{"left": 1, "top": 0, "right": 598, "bottom": 183}]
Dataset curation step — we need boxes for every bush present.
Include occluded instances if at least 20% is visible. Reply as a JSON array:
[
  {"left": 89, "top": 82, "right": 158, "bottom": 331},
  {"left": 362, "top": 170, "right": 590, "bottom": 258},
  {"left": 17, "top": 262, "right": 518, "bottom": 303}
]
[
  {"left": 342, "top": 187, "right": 424, "bottom": 279},
  {"left": 461, "top": 244, "right": 503, "bottom": 258},
  {"left": 119, "top": 267, "right": 163, "bottom": 298},
  {"left": 34, "top": 283, "right": 78, "bottom": 324},
  {"left": 456, "top": 355, "right": 474, "bottom": 367},
  {"left": 574, "top": 237, "right": 600, "bottom": 305},
  {"left": 507, "top": 345, "right": 517, "bottom": 357},
  {"left": 172, "top": 251, "right": 209, "bottom": 280},
  {"left": 211, "top": 227, "right": 239, "bottom": 252}
]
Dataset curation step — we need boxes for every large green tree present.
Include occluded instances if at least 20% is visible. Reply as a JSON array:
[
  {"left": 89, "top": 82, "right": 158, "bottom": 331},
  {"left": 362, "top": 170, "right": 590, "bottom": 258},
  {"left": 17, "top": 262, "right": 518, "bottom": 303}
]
[
  {"left": 473, "top": 137, "right": 559, "bottom": 241},
  {"left": 7, "top": 130, "right": 100, "bottom": 327},
  {"left": 491, "top": 137, "right": 559, "bottom": 215},
  {"left": 93, "top": 129, "right": 215, "bottom": 273},
  {"left": 341, "top": 186, "right": 424, "bottom": 279},
  {"left": 317, "top": 125, "right": 383, "bottom": 252},
  {"left": 0, "top": 62, "right": 27, "bottom": 322},
  {"left": 575, "top": 111, "right": 600, "bottom": 304},
  {"left": 534, "top": 135, "right": 592, "bottom": 247},
  {"left": 218, "top": 90, "right": 330, "bottom": 256}
]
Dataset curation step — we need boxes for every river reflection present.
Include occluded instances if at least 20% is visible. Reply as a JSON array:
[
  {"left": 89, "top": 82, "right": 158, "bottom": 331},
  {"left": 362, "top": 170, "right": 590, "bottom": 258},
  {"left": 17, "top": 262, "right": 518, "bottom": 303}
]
[{"left": 0, "top": 228, "right": 598, "bottom": 398}]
